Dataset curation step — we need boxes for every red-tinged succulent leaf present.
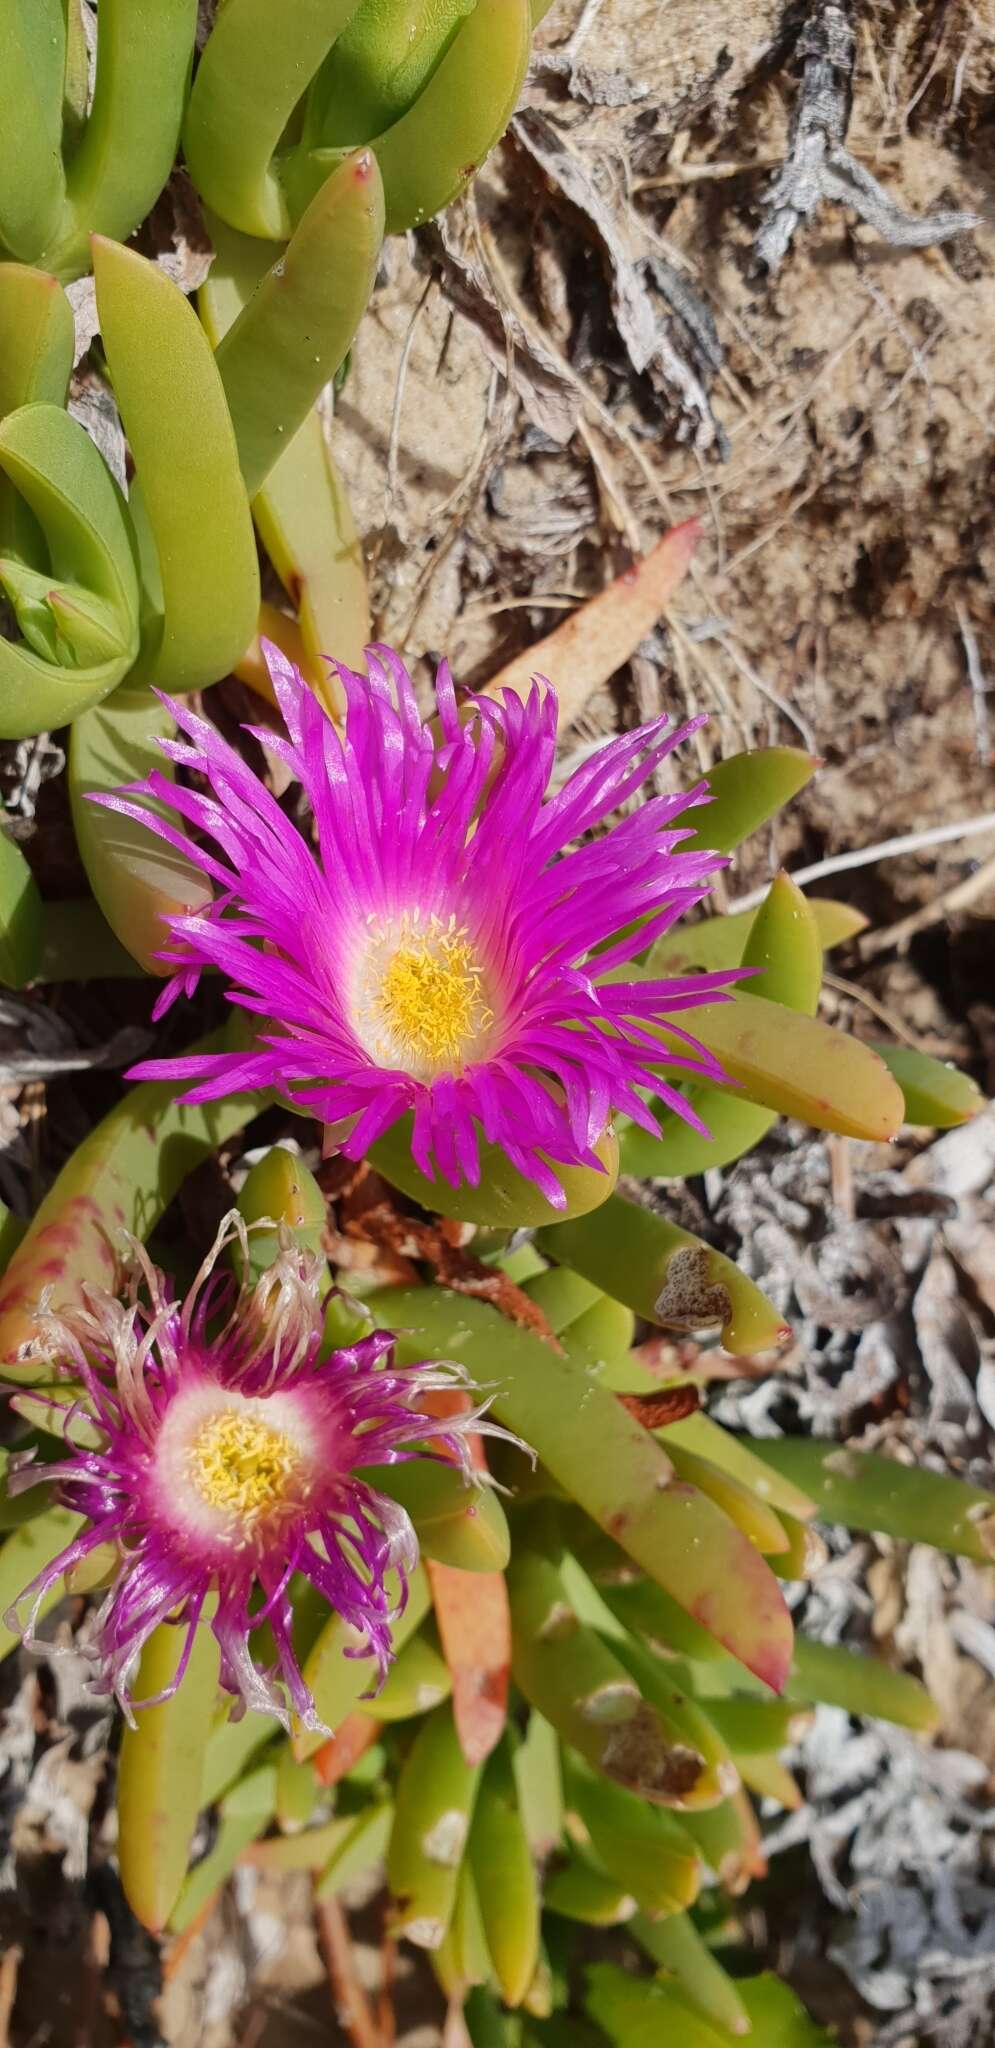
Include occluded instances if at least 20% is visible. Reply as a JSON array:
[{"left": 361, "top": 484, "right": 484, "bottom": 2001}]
[
  {"left": 313, "top": 1711, "right": 381, "bottom": 1788},
  {"left": 428, "top": 1558, "right": 510, "bottom": 1768},
  {"left": 482, "top": 520, "right": 701, "bottom": 730},
  {"left": 374, "top": 1285, "right": 794, "bottom": 1692},
  {"left": 0, "top": 1040, "right": 256, "bottom": 1380}
]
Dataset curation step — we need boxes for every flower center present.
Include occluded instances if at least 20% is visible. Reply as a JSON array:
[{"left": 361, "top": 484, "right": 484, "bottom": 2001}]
[
  {"left": 187, "top": 1409, "right": 300, "bottom": 1524},
  {"left": 356, "top": 913, "right": 492, "bottom": 1076}
]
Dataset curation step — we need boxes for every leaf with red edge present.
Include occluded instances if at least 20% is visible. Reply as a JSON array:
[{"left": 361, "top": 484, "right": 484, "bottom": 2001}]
[
  {"left": 482, "top": 520, "right": 700, "bottom": 730},
  {"left": 422, "top": 1385, "right": 510, "bottom": 1767}
]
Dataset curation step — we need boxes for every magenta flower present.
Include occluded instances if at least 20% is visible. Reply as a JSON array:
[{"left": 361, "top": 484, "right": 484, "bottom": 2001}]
[
  {"left": 6, "top": 1219, "right": 497, "bottom": 1729},
  {"left": 106, "top": 645, "right": 737, "bottom": 1206}
]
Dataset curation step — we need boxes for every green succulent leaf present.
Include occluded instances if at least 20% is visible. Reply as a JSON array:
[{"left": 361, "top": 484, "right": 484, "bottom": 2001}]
[
  {"left": 537, "top": 1194, "right": 788, "bottom": 1356},
  {"left": 632, "top": 1913, "right": 751, "bottom": 2041},
  {"left": 387, "top": 1699, "right": 482, "bottom": 1948},
  {"left": 199, "top": 217, "right": 371, "bottom": 702},
  {"left": 184, "top": 0, "right": 365, "bottom": 240},
  {"left": 0, "top": 403, "right": 140, "bottom": 737},
  {"left": 235, "top": 1145, "right": 327, "bottom": 1278},
  {"left": 70, "top": 687, "right": 214, "bottom": 973},
  {"left": 750, "top": 1438, "right": 995, "bottom": 1562},
  {"left": 648, "top": 895, "right": 867, "bottom": 978},
  {"left": 468, "top": 1737, "right": 541, "bottom": 2006},
  {"left": 39, "top": 0, "right": 198, "bottom": 281},
  {"left": 543, "top": 1846, "right": 637, "bottom": 1927},
  {"left": 0, "top": 262, "right": 74, "bottom": 424},
  {"left": 169, "top": 1763, "right": 278, "bottom": 1933},
  {"left": 0, "top": 1503, "right": 84, "bottom": 1661},
  {"left": 563, "top": 1754, "right": 702, "bottom": 1915},
  {"left": 364, "top": 1623, "right": 451, "bottom": 1719},
  {"left": 372, "top": 1113, "right": 619, "bottom": 1227},
  {"left": 211, "top": 150, "right": 384, "bottom": 500},
  {"left": 92, "top": 235, "right": 259, "bottom": 691},
  {"left": 287, "top": 0, "right": 532, "bottom": 233},
  {"left": 0, "top": 824, "right": 43, "bottom": 987},
  {"left": 682, "top": 746, "right": 819, "bottom": 858},
  {"left": 296, "top": 1563, "right": 430, "bottom": 1758},
  {"left": 788, "top": 1635, "right": 939, "bottom": 1732},
  {"left": 117, "top": 1618, "right": 221, "bottom": 1933},
  {"left": 507, "top": 1544, "right": 731, "bottom": 1807},
  {"left": 371, "top": 1282, "right": 794, "bottom": 1689},
  {"left": 0, "top": 1035, "right": 258, "bottom": 1379},
  {"left": 313, "top": 1796, "right": 394, "bottom": 1893},
  {"left": 869, "top": 1041, "right": 985, "bottom": 1128},
  {"left": 359, "top": 1459, "right": 511, "bottom": 1572},
  {"left": 0, "top": 0, "right": 66, "bottom": 261},
  {"left": 312, "top": 0, "right": 477, "bottom": 145}
]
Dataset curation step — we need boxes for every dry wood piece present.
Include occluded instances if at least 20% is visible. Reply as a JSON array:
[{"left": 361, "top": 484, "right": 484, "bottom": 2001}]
[{"left": 756, "top": 0, "right": 980, "bottom": 272}]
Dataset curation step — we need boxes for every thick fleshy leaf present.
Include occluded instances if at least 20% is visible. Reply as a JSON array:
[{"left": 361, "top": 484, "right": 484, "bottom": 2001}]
[
  {"left": 0, "top": 1038, "right": 258, "bottom": 1379},
  {"left": 372, "top": 1113, "right": 619, "bottom": 1226},
  {"left": 387, "top": 1700, "right": 481, "bottom": 1947},
  {"left": 507, "top": 1545, "right": 728, "bottom": 1808},
  {"left": 649, "top": 896, "right": 868, "bottom": 977},
  {"left": 538, "top": 1195, "right": 788, "bottom": 1356},
  {"left": 588, "top": 1963, "right": 833, "bottom": 2047},
  {"left": 0, "top": 403, "right": 140, "bottom": 736},
  {"left": 360, "top": 1459, "right": 511, "bottom": 1573},
  {"left": 0, "top": 0, "right": 66, "bottom": 261},
  {"left": 680, "top": 1789, "right": 765, "bottom": 1895},
  {"left": 468, "top": 1738, "right": 540, "bottom": 2006},
  {"left": 788, "top": 1636, "right": 939, "bottom": 1732},
  {"left": 0, "top": 824, "right": 42, "bottom": 987},
  {"left": 512, "top": 1710, "right": 562, "bottom": 1859},
  {"left": 636, "top": 986, "right": 906, "bottom": 1141},
  {"left": 313, "top": 1797, "right": 393, "bottom": 1895},
  {"left": 0, "top": 264, "right": 74, "bottom": 564},
  {"left": 184, "top": 0, "right": 364, "bottom": 238},
  {"left": 483, "top": 521, "right": 700, "bottom": 728},
  {"left": 244, "top": 1809, "right": 357, "bottom": 1872},
  {"left": 70, "top": 688, "right": 213, "bottom": 972},
  {"left": 364, "top": 1625, "right": 451, "bottom": 1720},
  {"left": 39, "top": 0, "right": 198, "bottom": 281},
  {"left": 199, "top": 220, "right": 370, "bottom": 707},
  {"left": 563, "top": 1755, "right": 701, "bottom": 1915},
  {"left": 544, "top": 1848, "right": 637, "bottom": 1926},
  {"left": 428, "top": 1555, "right": 510, "bottom": 1764},
  {"left": 202, "top": 1703, "right": 276, "bottom": 1808},
  {"left": 92, "top": 236, "right": 259, "bottom": 690},
  {"left": 632, "top": 1913, "right": 751, "bottom": 2040},
  {"left": 286, "top": 0, "right": 531, "bottom": 234},
  {"left": 752, "top": 1438, "right": 995, "bottom": 1560},
  {"left": 169, "top": 1763, "right": 277, "bottom": 1934},
  {"left": 251, "top": 417, "right": 370, "bottom": 708},
  {"left": 295, "top": 1563, "right": 430, "bottom": 1759},
  {"left": 275, "top": 1741, "right": 320, "bottom": 1830},
  {"left": 372, "top": 1283, "right": 794, "bottom": 1688},
  {"left": 0, "top": 1504, "right": 84, "bottom": 1659},
  {"left": 314, "top": 0, "right": 476, "bottom": 141},
  {"left": 869, "top": 1042, "right": 985, "bottom": 1129},
  {"left": 701, "top": 1696, "right": 809, "bottom": 1757},
  {"left": 235, "top": 1144, "right": 327, "bottom": 1278},
  {"left": 312, "top": 1710, "right": 380, "bottom": 1786},
  {"left": 662, "top": 1442, "right": 790, "bottom": 1556},
  {"left": 211, "top": 151, "right": 383, "bottom": 499},
  {"left": 117, "top": 1619, "right": 221, "bottom": 1932},
  {"left": 661, "top": 1415, "right": 815, "bottom": 1522},
  {"left": 681, "top": 747, "right": 818, "bottom": 858},
  {"left": 434, "top": 1859, "right": 491, "bottom": 1997}
]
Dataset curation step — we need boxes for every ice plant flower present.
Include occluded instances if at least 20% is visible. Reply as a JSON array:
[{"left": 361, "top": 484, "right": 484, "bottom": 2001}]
[
  {"left": 6, "top": 1218, "right": 499, "bottom": 1729},
  {"left": 103, "top": 644, "right": 739, "bottom": 1205}
]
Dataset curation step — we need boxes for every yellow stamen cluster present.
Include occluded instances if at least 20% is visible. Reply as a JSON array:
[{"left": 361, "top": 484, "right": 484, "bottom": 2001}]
[
  {"left": 187, "top": 1409, "right": 300, "bottom": 1524},
  {"left": 361, "top": 914, "right": 491, "bottom": 1074}
]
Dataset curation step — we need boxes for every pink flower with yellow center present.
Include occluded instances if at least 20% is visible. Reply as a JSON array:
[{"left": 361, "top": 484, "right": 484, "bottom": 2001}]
[
  {"left": 102, "top": 645, "right": 737, "bottom": 1205},
  {"left": 7, "top": 1219, "right": 499, "bottom": 1729}
]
